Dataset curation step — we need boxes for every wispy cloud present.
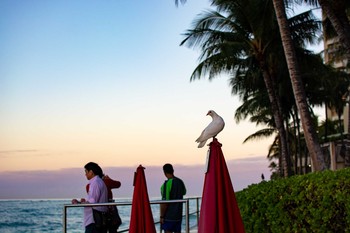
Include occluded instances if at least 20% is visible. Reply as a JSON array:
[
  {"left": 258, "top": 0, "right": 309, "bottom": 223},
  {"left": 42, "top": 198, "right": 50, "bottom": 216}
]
[
  {"left": 0, "top": 149, "right": 75, "bottom": 159},
  {"left": 0, "top": 150, "right": 39, "bottom": 158},
  {"left": 0, "top": 149, "right": 38, "bottom": 154}
]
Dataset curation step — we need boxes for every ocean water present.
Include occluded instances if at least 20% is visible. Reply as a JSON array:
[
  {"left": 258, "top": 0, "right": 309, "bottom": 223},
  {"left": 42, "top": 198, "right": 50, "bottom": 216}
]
[{"left": 0, "top": 198, "right": 200, "bottom": 233}]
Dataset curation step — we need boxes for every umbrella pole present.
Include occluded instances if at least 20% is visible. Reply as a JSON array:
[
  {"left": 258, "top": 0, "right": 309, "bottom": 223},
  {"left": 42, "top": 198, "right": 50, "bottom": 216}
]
[{"left": 185, "top": 199, "right": 190, "bottom": 233}]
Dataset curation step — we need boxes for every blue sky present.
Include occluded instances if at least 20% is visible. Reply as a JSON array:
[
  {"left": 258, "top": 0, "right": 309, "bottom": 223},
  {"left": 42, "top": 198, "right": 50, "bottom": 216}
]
[
  {"left": 0, "top": 0, "right": 279, "bottom": 173},
  {"left": 0, "top": 0, "right": 327, "bottom": 199},
  {"left": 0, "top": 0, "right": 324, "bottom": 175}
]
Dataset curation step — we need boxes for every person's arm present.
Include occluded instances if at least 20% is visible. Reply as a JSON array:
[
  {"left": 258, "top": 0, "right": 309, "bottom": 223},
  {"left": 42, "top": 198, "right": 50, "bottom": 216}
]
[
  {"left": 160, "top": 182, "right": 168, "bottom": 223},
  {"left": 71, "top": 199, "right": 79, "bottom": 204},
  {"left": 183, "top": 182, "right": 187, "bottom": 196},
  {"left": 160, "top": 203, "right": 168, "bottom": 223},
  {"left": 86, "top": 182, "right": 99, "bottom": 204}
]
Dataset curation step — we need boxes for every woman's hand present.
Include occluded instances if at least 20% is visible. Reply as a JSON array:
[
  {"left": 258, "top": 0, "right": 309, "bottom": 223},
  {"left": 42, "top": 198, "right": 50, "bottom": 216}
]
[{"left": 71, "top": 199, "right": 79, "bottom": 204}]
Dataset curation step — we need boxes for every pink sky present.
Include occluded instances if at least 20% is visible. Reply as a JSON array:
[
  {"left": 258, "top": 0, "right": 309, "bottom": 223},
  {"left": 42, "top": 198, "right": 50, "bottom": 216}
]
[{"left": 0, "top": 155, "right": 271, "bottom": 199}]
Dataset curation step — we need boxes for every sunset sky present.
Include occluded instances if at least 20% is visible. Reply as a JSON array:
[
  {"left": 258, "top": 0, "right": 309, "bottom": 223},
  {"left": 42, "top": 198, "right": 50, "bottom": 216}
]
[
  {"left": 0, "top": 0, "right": 323, "bottom": 176},
  {"left": 0, "top": 0, "right": 278, "bottom": 174}
]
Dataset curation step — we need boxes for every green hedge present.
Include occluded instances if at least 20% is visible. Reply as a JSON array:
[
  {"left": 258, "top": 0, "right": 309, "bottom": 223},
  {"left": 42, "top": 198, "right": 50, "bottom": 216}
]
[{"left": 235, "top": 168, "right": 350, "bottom": 233}]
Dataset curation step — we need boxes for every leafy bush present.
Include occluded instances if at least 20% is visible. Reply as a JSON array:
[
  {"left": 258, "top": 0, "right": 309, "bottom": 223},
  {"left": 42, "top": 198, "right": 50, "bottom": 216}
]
[{"left": 235, "top": 168, "right": 350, "bottom": 232}]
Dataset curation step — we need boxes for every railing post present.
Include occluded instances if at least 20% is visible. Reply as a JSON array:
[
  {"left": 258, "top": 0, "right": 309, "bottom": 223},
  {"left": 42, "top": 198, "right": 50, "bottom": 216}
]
[
  {"left": 185, "top": 199, "right": 190, "bottom": 233},
  {"left": 63, "top": 205, "right": 67, "bottom": 233},
  {"left": 159, "top": 203, "right": 162, "bottom": 233},
  {"left": 196, "top": 197, "right": 200, "bottom": 227}
]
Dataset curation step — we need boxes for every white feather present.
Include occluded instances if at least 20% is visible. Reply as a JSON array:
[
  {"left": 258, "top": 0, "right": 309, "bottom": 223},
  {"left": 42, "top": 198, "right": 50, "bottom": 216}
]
[{"left": 195, "top": 110, "right": 225, "bottom": 148}]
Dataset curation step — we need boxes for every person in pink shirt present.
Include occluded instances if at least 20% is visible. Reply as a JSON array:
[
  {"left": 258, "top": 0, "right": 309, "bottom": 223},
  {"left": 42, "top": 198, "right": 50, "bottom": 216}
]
[
  {"left": 86, "top": 173, "right": 122, "bottom": 232},
  {"left": 72, "top": 162, "right": 108, "bottom": 233}
]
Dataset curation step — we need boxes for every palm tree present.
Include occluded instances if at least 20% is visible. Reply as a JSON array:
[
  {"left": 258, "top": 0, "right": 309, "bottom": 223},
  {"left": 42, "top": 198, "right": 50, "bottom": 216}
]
[
  {"left": 232, "top": 53, "right": 346, "bottom": 176},
  {"left": 179, "top": 0, "right": 293, "bottom": 176},
  {"left": 271, "top": 0, "right": 327, "bottom": 171},
  {"left": 180, "top": 0, "right": 326, "bottom": 175},
  {"left": 173, "top": 0, "right": 331, "bottom": 171},
  {"left": 233, "top": 87, "right": 287, "bottom": 176}
]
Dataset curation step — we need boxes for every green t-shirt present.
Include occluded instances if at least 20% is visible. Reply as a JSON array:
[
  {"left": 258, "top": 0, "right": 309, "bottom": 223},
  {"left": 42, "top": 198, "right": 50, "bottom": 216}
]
[{"left": 160, "top": 177, "right": 186, "bottom": 221}]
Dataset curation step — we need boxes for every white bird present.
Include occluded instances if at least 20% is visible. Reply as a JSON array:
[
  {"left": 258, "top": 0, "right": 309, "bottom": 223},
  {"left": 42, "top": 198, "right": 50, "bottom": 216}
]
[{"left": 196, "top": 110, "right": 225, "bottom": 148}]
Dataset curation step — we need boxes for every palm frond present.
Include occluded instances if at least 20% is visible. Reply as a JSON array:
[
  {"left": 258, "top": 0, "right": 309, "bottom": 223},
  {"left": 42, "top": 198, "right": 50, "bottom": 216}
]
[{"left": 243, "top": 128, "right": 275, "bottom": 143}]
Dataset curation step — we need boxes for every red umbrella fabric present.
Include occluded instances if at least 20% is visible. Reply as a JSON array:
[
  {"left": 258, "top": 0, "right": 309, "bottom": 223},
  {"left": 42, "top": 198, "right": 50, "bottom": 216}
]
[
  {"left": 129, "top": 165, "right": 157, "bottom": 233},
  {"left": 198, "top": 138, "right": 245, "bottom": 233}
]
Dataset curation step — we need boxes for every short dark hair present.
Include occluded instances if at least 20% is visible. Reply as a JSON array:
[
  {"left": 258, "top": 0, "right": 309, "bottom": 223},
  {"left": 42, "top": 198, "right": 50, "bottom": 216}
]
[
  {"left": 163, "top": 163, "right": 174, "bottom": 174},
  {"left": 84, "top": 162, "right": 103, "bottom": 178}
]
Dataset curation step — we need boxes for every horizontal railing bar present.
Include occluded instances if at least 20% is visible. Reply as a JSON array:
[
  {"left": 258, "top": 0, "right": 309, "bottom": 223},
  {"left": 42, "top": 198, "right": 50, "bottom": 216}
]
[
  {"left": 64, "top": 198, "right": 190, "bottom": 208},
  {"left": 63, "top": 197, "right": 201, "bottom": 233}
]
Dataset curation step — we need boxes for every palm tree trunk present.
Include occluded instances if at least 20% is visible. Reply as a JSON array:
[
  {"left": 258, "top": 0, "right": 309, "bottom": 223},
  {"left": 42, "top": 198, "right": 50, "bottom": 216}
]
[
  {"left": 304, "top": 147, "right": 309, "bottom": 173},
  {"left": 325, "top": 105, "right": 328, "bottom": 141},
  {"left": 295, "top": 106, "right": 303, "bottom": 174},
  {"left": 271, "top": 0, "right": 327, "bottom": 171},
  {"left": 284, "top": 118, "right": 293, "bottom": 175},
  {"left": 261, "top": 69, "right": 291, "bottom": 177},
  {"left": 292, "top": 113, "right": 298, "bottom": 174}
]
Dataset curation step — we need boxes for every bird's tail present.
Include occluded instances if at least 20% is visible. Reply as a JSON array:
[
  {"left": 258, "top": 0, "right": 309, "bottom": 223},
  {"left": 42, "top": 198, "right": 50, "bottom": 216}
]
[{"left": 197, "top": 140, "right": 207, "bottom": 148}]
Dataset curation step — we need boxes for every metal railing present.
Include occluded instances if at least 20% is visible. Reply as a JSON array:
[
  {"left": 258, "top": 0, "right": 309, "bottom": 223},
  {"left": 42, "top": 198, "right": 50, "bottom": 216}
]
[{"left": 63, "top": 197, "right": 201, "bottom": 233}]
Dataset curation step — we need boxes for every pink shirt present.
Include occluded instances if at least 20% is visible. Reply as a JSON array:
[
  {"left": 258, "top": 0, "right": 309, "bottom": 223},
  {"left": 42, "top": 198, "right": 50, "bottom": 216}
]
[{"left": 84, "top": 175, "right": 108, "bottom": 227}]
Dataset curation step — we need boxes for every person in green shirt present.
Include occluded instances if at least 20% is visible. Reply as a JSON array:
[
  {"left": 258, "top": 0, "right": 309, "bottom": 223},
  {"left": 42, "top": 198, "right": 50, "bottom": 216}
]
[{"left": 160, "top": 163, "right": 187, "bottom": 233}]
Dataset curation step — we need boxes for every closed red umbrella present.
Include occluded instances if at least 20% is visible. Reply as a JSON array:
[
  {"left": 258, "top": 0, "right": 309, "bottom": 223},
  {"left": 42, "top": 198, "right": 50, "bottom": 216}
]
[
  {"left": 129, "top": 165, "right": 157, "bottom": 233},
  {"left": 198, "top": 138, "right": 245, "bottom": 233}
]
